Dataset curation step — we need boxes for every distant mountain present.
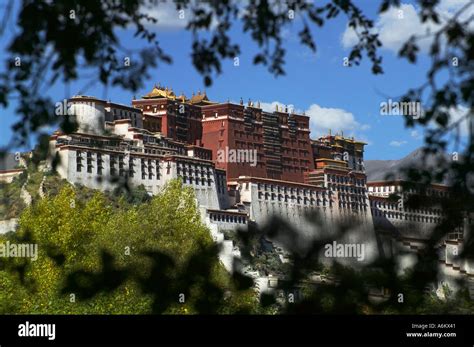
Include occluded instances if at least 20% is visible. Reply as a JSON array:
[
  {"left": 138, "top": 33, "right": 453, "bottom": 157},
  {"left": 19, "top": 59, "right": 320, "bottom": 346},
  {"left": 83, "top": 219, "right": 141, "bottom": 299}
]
[{"left": 365, "top": 148, "right": 453, "bottom": 184}]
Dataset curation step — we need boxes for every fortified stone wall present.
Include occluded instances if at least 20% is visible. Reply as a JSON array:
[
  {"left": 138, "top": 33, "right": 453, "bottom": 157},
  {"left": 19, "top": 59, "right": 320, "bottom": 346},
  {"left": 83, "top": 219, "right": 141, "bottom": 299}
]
[{"left": 236, "top": 179, "right": 378, "bottom": 266}]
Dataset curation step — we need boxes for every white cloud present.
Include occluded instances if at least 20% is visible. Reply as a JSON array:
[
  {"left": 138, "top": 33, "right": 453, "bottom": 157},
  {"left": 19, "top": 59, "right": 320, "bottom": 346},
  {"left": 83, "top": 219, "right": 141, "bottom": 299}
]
[
  {"left": 139, "top": 1, "right": 219, "bottom": 30},
  {"left": 390, "top": 140, "right": 408, "bottom": 147},
  {"left": 260, "top": 101, "right": 297, "bottom": 113},
  {"left": 305, "top": 104, "right": 368, "bottom": 138},
  {"left": 140, "top": 2, "right": 187, "bottom": 30},
  {"left": 259, "top": 101, "right": 370, "bottom": 139},
  {"left": 341, "top": 1, "right": 474, "bottom": 54}
]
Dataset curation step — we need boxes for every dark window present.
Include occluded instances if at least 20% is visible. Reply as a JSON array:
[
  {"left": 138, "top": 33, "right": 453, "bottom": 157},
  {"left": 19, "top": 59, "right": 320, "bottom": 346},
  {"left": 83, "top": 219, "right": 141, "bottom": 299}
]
[
  {"left": 76, "top": 151, "right": 83, "bottom": 172},
  {"left": 129, "top": 157, "right": 134, "bottom": 178},
  {"left": 97, "top": 153, "right": 103, "bottom": 175}
]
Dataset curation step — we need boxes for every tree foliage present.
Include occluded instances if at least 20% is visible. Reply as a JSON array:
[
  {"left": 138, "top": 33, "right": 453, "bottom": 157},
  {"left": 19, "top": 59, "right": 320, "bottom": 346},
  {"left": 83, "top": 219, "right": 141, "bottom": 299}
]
[{"left": 0, "top": 179, "right": 259, "bottom": 314}]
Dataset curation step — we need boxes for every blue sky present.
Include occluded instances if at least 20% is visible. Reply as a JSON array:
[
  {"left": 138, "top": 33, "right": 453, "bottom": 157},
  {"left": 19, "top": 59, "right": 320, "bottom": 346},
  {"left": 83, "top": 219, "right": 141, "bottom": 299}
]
[{"left": 0, "top": 0, "right": 470, "bottom": 159}]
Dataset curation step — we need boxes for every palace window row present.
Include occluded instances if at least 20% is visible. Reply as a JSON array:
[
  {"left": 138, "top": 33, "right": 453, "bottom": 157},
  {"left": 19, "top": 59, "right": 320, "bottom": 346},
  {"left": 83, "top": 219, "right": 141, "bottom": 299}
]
[
  {"left": 339, "top": 194, "right": 365, "bottom": 203},
  {"left": 327, "top": 174, "right": 366, "bottom": 186},
  {"left": 369, "top": 185, "right": 449, "bottom": 197},
  {"left": 257, "top": 183, "right": 326, "bottom": 198},
  {"left": 330, "top": 184, "right": 366, "bottom": 194},
  {"left": 76, "top": 151, "right": 162, "bottom": 180},
  {"left": 209, "top": 213, "right": 247, "bottom": 224},
  {"left": 181, "top": 176, "right": 213, "bottom": 186},
  {"left": 370, "top": 200, "right": 442, "bottom": 216},
  {"left": 258, "top": 191, "right": 330, "bottom": 207},
  {"left": 140, "top": 158, "right": 160, "bottom": 180},
  {"left": 177, "top": 162, "right": 214, "bottom": 187},
  {"left": 339, "top": 201, "right": 368, "bottom": 211},
  {"left": 177, "top": 163, "right": 213, "bottom": 177},
  {"left": 76, "top": 151, "right": 100, "bottom": 175},
  {"left": 371, "top": 209, "right": 442, "bottom": 223}
]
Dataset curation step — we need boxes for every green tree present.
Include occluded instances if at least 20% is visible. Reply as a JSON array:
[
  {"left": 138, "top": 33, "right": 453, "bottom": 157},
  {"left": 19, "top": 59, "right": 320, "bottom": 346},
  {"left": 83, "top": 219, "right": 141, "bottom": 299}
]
[{"left": 0, "top": 179, "right": 259, "bottom": 314}]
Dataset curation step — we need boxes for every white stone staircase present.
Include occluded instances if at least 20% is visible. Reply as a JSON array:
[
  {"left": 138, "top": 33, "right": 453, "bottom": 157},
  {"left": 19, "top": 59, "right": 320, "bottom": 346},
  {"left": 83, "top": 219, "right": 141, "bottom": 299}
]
[
  {"left": 200, "top": 209, "right": 266, "bottom": 297},
  {"left": 0, "top": 219, "right": 18, "bottom": 234},
  {"left": 38, "top": 175, "right": 46, "bottom": 199},
  {"left": 20, "top": 178, "right": 32, "bottom": 206},
  {"left": 204, "top": 213, "right": 238, "bottom": 273}
]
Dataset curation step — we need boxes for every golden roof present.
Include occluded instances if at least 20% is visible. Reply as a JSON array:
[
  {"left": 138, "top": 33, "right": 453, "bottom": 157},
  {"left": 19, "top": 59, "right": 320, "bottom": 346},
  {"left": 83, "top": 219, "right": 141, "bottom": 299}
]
[
  {"left": 334, "top": 135, "right": 367, "bottom": 145},
  {"left": 143, "top": 84, "right": 176, "bottom": 100},
  {"left": 189, "top": 91, "right": 215, "bottom": 105},
  {"left": 178, "top": 92, "right": 187, "bottom": 102}
]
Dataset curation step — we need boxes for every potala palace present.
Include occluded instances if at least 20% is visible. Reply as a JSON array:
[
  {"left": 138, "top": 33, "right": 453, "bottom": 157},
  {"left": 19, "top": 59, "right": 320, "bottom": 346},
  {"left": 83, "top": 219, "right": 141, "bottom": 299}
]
[{"left": 1, "top": 85, "right": 472, "bottom": 297}]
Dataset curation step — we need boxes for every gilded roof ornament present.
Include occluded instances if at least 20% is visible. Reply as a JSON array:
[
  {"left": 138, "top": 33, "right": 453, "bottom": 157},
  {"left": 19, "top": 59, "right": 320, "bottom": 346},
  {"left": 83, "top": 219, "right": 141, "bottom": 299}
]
[{"left": 142, "top": 83, "right": 176, "bottom": 99}]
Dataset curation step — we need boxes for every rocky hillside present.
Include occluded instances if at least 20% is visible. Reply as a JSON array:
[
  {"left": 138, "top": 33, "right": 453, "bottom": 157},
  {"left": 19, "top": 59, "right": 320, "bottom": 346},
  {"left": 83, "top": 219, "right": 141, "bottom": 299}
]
[{"left": 365, "top": 147, "right": 453, "bottom": 184}]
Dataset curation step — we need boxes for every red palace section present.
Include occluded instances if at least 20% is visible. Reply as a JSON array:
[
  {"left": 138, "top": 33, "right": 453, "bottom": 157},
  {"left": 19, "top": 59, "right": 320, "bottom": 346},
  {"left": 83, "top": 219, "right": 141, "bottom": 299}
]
[{"left": 132, "top": 84, "right": 366, "bottom": 185}]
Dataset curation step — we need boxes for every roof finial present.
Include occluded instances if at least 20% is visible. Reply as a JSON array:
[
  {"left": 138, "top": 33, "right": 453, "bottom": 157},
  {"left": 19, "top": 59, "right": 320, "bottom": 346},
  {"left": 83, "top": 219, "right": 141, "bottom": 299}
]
[
  {"left": 257, "top": 101, "right": 261, "bottom": 108},
  {"left": 240, "top": 97, "right": 243, "bottom": 105},
  {"left": 285, "top": 105, "right": 288, "bottom": 113},
  {"left": 275, "top": 104, "right": 279, "bottom": 111},
  {"left": 248, "top": 98, "right": 251, "bottom": 106}
]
